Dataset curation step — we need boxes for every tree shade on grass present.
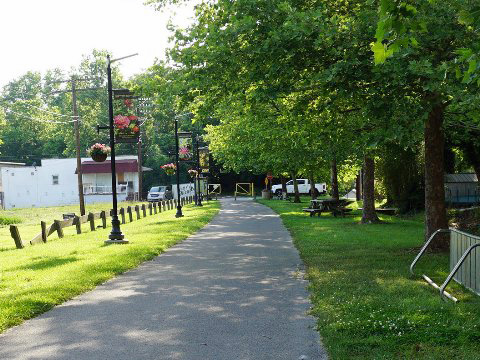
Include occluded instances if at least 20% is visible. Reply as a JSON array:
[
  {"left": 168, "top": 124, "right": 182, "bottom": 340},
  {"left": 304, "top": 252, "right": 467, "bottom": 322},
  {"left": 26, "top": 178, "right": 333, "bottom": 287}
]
[
  {"left": 258, "top": 199, "right": 480, "bottom": 359},
  {"left": 0, "top": 202, "right": 219, "bottom": 333}
]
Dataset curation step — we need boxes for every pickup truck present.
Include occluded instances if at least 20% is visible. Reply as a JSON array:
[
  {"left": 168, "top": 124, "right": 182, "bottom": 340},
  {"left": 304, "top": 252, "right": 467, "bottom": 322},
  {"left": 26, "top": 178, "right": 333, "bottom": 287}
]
[{"left": 271, "top": 179, "right": 327, "bottom": 196}]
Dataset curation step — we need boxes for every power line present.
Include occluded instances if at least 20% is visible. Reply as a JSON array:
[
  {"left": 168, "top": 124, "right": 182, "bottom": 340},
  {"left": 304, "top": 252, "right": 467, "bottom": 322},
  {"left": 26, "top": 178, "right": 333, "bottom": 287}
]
[
  {"left": 3, "top": 108, "right": 76, "bottom": 124},
  {"left": 20, "top": 102, "right": 75, "bottom": 118}
]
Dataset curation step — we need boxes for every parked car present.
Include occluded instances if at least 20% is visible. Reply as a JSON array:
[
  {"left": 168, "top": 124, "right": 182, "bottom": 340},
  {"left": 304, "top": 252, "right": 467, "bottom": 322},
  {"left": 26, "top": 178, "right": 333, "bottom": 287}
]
[
  {"left": 271, "top": 179, "right": 327, "bottom": 196},
  {"left": 147, "top": 186, "right": 168, "bottom": 202}
]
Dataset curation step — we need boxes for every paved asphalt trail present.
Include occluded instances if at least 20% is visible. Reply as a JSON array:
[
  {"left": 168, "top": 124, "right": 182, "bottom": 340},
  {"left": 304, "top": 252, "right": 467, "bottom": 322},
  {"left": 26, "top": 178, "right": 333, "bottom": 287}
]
[{"left": 0, "top": 198, "right": 327, "bottom": 360}]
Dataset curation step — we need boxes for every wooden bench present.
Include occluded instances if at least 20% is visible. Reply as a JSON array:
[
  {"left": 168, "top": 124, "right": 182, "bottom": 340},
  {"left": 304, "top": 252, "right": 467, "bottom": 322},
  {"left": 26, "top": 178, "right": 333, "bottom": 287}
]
[
  {"left": 332, "top": 207, "right": 353, "bottom": 217},
  {"left": 302, "top": 208, "right": 323, "bottom": 217},
  {"left": 358, "top": 208, "right": 396, "bottom": 215}
]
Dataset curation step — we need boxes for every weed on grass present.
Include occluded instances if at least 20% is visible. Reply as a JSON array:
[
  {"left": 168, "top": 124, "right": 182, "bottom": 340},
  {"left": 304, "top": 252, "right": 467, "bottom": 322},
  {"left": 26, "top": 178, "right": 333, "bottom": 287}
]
[
  {"left": 0, "top": 215, "right": 22, "bottom": 226},
  {"left": 0, "top": 202, "right": 220, "bottom": 333},
  {"left": 259, "top": 198, "right": 480, "bottom": 359}
]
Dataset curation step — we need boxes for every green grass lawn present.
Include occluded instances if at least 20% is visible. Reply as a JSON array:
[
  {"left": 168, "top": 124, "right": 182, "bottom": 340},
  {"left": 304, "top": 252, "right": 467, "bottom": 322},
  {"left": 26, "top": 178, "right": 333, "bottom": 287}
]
[
  {"left": 0, "top": 201, "right": 220, "bottom": 333},
  {"left": 258, "top": 198, "right": 480, "bottom": 360},
  {"left": 0, "top": 201, "right": 149, "bottom": 250}
]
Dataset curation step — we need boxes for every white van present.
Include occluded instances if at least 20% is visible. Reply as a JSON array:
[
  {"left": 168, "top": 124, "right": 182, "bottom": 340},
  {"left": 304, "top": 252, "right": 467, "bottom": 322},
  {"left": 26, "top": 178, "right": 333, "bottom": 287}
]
[{"left": 147, "top": 186, "right": 168, "bottom": 202}]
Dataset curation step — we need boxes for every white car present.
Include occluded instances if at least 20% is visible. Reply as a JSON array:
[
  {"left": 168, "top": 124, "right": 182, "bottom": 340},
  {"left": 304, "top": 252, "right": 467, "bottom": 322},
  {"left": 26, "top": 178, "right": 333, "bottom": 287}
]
[
  {"left": 147, "top": 186, "right": 168, "bottom": 202},
  {"left": 271, "top": 179, "right": 327, "bottom": 196}
]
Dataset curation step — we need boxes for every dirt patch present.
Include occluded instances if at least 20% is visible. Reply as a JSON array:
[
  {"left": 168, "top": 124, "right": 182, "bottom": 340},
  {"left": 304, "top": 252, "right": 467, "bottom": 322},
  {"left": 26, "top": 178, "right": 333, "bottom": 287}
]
[{"left": 448, "top": 207, "right": 480, "bottom": 235}]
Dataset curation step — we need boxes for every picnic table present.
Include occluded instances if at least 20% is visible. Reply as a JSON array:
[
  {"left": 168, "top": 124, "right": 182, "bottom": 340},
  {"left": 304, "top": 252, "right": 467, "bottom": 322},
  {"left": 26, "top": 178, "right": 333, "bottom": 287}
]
[{"left": 303, "top": 198, "right": 354, "bottom": 217}]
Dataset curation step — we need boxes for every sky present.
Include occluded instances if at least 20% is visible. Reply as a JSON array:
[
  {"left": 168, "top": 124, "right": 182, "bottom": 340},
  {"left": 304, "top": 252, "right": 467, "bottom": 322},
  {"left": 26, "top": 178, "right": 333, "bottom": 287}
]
[{"left": 0, "top": 0, "right": 196, "bottom": 88}]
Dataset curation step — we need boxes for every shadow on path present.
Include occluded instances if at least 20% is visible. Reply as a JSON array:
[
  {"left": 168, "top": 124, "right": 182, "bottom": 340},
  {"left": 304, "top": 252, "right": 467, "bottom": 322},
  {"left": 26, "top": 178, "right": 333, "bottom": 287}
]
[{"left": 0, "top": 198, "right": 327, "bottom": 360}]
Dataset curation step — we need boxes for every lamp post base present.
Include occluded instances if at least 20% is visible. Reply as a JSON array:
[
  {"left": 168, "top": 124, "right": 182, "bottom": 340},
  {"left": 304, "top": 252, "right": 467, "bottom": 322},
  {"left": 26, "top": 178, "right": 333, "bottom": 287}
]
[
  {"left": 105, "top": 238, "right": 129, "bottom": 244},
  {"left": 105, "top": 218, "right": 128, "bottom": 244},
  {"left": 175, "top": 206, "right": 184, "bottom": 218}
]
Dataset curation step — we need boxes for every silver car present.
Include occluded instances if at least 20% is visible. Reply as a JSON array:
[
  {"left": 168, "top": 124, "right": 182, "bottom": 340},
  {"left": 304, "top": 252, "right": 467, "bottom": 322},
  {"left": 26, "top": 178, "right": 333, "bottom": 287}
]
[{"left": 147, "top": 186, "right": 167, "bottom": 202}]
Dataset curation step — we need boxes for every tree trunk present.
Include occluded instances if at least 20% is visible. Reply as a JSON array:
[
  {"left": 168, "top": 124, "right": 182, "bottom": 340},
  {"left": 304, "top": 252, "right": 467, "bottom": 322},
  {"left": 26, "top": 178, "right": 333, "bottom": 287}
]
[
  {"left": 361, "top": 156, "right": 380, "bottom": 224},
  {"left": 355, "top": 171, "right": 362, "bottom": 201},
  {"left": 291, "top": 172, "right": 301, "bottom": 203},
  {"left": 330, "top": 158, "right": 339, "bottom": 201},
  {"left": 281, "top": 175, "right": 287, "bottom": 194},
  {"left": 424, "top": 100, "right": 449, "bottom": 250},
  {"left": 309, "top": 172, "right": 317, "bottom": 200},
  {"left": 462, "top": 143, "right": 480, "bottom": 182}
]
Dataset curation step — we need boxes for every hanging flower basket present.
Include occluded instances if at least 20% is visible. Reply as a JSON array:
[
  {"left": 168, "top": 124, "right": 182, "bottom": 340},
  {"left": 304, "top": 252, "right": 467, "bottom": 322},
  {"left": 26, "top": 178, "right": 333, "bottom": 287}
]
[
  {"left": 92, "top": 153, "right": 108, "bottom": 162},
  {"left": 114, "top": 114, "right": 140, "bottom": 143},
  {"left": 87, "top": 143, "right": 111, "bottom": 162},
  {"left": 161, "top": 163, "right": 176, "bottom": 176}
]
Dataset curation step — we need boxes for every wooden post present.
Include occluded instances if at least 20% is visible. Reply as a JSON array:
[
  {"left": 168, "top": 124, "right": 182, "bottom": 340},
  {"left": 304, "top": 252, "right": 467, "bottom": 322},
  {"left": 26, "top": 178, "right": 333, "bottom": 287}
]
[
  {"left": 158, "top": 201, "right": 162, "bottom": 213},
  {"left": 127, "top": 206, "right": 133, "bottom": 222},
  {"left": 100, "top": 211, "right": 107, "bottom": 229},
  {"left": 148, "top": 203, "right": 153, "bottom": 215},
  {"left": 153, "top": 202, "right": 157, "bottom": 214},
  {"left": 135, "top": 205, "right": 140, "bottom": 220},
  {"left": 54, "top": 220, "right": 64, "bottom": 238},
  {"left": 10, "top": 225, "right": 24, "bottom": 249},
  {"left": 119, "top": 207, "right": 126, "bottom": 224},
  {"left": 88, "top": 213, "right": 95, "bottom": 231},
  {"left": 163, "top": 201, "right": 166, "bottom": 211},
  {"left": 73, "top": 216, "right": 82, "bottom": 235},
  {"left": 142, "top": 204, "right": 147, "bottom": 217},
  {"left": 41, "top": 221, "right": 48, "bottom": 242}
]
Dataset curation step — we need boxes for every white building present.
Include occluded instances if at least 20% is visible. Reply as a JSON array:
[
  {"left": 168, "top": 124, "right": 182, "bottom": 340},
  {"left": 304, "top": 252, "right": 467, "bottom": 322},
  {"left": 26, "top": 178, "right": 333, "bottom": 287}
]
[
  {"left": 0, "top": 161, "right": 26, "bottom": 208},
  {"left": 1, "top": 156, "right": 150, "bottom": 209}
]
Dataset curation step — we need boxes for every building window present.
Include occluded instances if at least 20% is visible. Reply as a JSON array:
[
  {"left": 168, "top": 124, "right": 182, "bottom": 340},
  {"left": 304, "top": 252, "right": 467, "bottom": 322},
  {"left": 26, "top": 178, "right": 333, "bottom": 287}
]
[{"left": 52, "top": 175, "right": 59, "bottom": 185}]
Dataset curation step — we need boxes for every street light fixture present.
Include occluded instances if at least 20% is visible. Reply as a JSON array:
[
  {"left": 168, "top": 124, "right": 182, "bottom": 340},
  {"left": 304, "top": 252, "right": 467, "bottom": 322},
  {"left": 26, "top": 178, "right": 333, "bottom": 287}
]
[
  {"left": 174, "top": 122, "right": 193, "bottom": 217},
  {"left": 195, "top": 134, "right": 203, "bottom": 207},
  {"left": 103, "top": 53, "right": 138, "bottom": 244}
]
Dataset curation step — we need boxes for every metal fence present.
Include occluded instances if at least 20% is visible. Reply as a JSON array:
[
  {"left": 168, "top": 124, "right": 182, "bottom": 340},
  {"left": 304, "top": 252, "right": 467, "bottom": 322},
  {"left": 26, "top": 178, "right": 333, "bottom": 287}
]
[
  {"left": 450, "top": 229, "right": 480, "bottom": 296},
  {"left": 445, "top": 188, "right": 480, "bottom": 206},
  {"left": 83, "top": 185, "right": 128, "bottom": 194},
  {"left": 410, "top": 228, "right": 480, "bottom": 302}
]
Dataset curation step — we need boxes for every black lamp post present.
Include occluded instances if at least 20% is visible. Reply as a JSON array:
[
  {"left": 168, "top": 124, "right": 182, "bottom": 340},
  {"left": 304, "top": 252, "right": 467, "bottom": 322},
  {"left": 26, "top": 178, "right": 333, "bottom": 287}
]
[
  {"left": 103, "top": 53, "right": 137, "bottom": 244},
  {"left": 174, "top": 119, "right": 184, "bottom": 218},
  {"left": 196, "top": 135, "right": 203, "bottom": 207}
]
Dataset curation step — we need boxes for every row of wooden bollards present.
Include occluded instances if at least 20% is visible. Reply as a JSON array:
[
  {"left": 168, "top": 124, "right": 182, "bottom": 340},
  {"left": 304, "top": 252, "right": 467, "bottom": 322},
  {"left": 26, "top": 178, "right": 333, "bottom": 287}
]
[{"left": 9, "top": 196, "right": 195, "bottom": 250}]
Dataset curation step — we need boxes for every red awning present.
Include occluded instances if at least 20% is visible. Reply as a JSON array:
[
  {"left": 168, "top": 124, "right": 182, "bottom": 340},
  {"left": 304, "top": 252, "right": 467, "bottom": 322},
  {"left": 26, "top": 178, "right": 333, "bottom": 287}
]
[{"left": 79, "top": 159, "right": 139, "bottom": 174}]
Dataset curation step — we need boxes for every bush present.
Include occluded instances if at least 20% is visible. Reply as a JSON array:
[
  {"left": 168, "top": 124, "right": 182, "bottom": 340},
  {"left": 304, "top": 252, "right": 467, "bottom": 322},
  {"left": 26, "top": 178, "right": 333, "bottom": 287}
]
[{"left": 0, "top": 215, "right": 22, "bottom": 226}]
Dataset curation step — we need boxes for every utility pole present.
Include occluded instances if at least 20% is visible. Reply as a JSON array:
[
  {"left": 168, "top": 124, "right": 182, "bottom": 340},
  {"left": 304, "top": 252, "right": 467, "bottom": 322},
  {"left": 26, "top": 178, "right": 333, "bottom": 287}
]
[
  {"left": 71, "top": 79, "right": 85, "bottom": 215},
  {"left": 48, "top": 77, "right": 102, "bottom": 216}
]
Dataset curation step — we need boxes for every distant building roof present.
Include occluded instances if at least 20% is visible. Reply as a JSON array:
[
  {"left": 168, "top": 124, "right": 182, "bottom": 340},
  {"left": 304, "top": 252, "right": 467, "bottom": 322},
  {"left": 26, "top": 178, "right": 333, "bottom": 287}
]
[
  {"left": 0, "top": 161, "right": 26, "bottom": 166},
  {"left": 445, "top": 173, "right": 478, "bottom": 183},
  {"left": 78, "top": 159, "right": 152, "bottom": 174}
]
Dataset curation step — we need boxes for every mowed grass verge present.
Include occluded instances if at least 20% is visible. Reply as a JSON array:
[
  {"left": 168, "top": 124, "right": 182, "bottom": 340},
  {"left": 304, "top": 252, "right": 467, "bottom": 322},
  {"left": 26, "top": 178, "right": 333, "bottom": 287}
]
[
  {"left": 0, "top": 201, "right": 220, "bottom": 333},
  {"left": 258, "top": 198, "right": 480, "bottom": 359},
  {"left": 0, "top": 201, "right": 149, "bottom": 249}
]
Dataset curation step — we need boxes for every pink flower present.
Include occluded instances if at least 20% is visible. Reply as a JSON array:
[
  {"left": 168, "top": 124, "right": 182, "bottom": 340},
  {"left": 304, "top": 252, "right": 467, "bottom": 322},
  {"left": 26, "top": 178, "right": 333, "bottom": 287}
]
[
  {"left": 179, "top": 147, "right": 190, "bottom": 155},
  {"left": 128, "top": 115, "right": 138, "bottom": 121},
  {"left": 87, "top": 143, "right": 111, "bottom": 156},
  {"left": 114, "top": 115, "right": 130, "bottom": 129}
]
